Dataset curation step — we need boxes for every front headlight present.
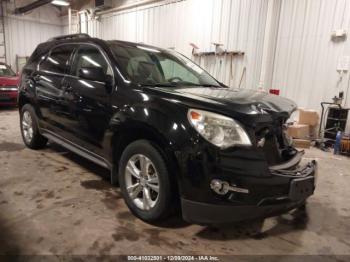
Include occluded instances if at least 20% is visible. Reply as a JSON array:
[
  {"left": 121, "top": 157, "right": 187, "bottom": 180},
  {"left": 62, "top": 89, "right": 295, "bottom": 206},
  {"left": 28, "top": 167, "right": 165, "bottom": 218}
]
[{"left": 187, "top": 109, "right": 252, "bottom": 149}]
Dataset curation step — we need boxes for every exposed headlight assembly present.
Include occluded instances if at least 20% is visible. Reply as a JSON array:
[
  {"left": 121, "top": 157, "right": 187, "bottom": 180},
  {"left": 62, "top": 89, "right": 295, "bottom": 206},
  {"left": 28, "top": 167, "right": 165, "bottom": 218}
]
[{"left": 188, "top": 109, "right": 252, "bottom": 149}]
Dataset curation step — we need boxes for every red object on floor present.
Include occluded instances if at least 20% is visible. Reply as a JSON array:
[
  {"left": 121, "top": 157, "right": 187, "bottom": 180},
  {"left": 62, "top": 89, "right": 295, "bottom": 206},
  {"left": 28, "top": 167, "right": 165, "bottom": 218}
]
[{"left": 269, "top": 89, "right": 280, "bottom": 95}]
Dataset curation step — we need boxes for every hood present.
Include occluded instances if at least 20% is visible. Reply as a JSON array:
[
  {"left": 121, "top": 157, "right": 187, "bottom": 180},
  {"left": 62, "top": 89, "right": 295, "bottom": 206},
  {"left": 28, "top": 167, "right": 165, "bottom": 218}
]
[
  {"left": 0, "top": 76, "right": 19, "bottom": 86},
  {"left": 145, "top": 86, "right": 297, "bottom": 126}
]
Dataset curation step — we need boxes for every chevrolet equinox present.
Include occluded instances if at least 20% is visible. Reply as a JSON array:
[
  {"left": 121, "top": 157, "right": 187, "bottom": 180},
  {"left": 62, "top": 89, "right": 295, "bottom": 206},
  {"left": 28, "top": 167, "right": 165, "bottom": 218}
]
[{"left": 18, "top": 34, "right": 317, "bottom": 224}]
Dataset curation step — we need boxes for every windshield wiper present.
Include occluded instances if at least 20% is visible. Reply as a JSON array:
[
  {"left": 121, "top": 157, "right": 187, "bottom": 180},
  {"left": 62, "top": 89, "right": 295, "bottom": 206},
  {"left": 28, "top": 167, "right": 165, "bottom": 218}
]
[
  {"left": 139, "top": 81, "right": 223, "bottom": 88},
  {"left": 139, "top": 82, "right": 177, "bottom": 87},
  {"left": 199, "top": 84, "right": 223, "bottom": 88},
  {"left": 172, "top": 81, "right": 224, "bottom": 88}
]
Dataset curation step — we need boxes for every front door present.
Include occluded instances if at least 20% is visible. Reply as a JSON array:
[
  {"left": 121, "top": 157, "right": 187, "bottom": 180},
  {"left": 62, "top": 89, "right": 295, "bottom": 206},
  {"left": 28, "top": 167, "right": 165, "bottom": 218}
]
[{"left": 62, "top": 44, "right": 114, "bottom": 156}]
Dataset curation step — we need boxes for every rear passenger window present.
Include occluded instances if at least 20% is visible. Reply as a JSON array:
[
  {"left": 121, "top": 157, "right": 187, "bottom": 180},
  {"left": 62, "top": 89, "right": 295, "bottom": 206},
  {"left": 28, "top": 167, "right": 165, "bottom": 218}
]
[{"left": 40, "top": 45, "right": 76, "bottom": 74}]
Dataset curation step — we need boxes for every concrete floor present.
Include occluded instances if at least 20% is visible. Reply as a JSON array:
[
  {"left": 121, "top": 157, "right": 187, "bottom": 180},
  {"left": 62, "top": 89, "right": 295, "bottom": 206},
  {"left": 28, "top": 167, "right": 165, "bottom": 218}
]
[{"left": 0, "top": 108, "right": 350, "bottom": 256}]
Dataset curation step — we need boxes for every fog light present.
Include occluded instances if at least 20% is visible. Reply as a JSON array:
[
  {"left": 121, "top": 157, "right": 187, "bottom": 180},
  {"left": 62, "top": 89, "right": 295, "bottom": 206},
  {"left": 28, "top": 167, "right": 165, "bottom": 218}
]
[{"left": 210, "top": 179, "right": 249, "bottom": 195}]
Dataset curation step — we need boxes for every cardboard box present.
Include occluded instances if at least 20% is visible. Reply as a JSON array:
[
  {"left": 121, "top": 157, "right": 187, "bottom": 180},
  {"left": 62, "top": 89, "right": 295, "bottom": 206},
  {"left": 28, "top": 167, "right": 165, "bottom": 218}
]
[
  {"left": 298, "top": 108, "right": 319, "bottom": 126},
  {"left": 287, "top": 124, "right": 310, "bottom": 139},
  {"left": 309, "top": 126, "right": 318, "bottom": 139},
  {"left": 293, "top": 139, "right": 311, "bottom": 149}
]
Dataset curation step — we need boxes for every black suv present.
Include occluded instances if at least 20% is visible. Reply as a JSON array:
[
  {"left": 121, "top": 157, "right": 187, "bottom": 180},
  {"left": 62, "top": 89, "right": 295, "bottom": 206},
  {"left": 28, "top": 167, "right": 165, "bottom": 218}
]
[{"left": 18, "top": 34, "right": 316, "bottom": 224}]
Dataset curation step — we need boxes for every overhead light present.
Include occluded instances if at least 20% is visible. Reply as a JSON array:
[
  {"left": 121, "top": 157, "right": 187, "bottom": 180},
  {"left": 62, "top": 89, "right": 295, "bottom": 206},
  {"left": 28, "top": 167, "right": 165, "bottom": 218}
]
[{"left": 51, "top": 0, "right": 70, "bottom": 6}]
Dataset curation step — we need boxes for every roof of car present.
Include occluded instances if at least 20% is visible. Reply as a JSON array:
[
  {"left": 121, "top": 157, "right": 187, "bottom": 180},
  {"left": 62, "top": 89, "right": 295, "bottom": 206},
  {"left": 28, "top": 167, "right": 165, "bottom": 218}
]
[
  {"left": 45, "top": 34, "right": 166, "bottom": 52},
  {"left": 107, "top": 40, "right": 166, "bottom": 51},
  {"left": 29, "top": 34, "right": 168, "bottom": 65}
]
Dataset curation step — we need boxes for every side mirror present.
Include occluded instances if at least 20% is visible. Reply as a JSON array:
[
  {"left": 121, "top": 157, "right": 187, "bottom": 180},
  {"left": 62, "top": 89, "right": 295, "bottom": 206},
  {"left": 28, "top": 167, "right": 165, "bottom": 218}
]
[{"left": 79, "top": 67, "right": 106, "bottom": 83}]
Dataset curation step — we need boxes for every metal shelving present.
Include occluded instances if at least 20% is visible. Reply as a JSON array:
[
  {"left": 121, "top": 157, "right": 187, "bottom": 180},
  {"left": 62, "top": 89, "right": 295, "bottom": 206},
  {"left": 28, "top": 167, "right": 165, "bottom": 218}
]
[{"left": 324, "top": 107, "right": 349, "bottom": 144}]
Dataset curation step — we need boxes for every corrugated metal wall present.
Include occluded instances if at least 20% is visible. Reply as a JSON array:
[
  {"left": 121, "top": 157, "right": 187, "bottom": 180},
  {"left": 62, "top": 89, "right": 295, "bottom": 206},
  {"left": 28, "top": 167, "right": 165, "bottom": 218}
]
[
  {"left": 272, "top": 0, "right": 350, "bottom": 111},
  {"left": 88, "top": 0, "right": 270, "bottom": 90},
  {"left": 62, "top": 14, "right": 79, "bottom": 35},
  {"left": 5, "top": 16, "right": 62, "bottom": 70},
  {"left": 5, "top": 0, "right": 349, "bottom": 118},
  {"left": 85, "top": 0, "right": 350, "bottom": 115},
  {"left": 4, "top": 4, "right": 62, "bottom": 71}
]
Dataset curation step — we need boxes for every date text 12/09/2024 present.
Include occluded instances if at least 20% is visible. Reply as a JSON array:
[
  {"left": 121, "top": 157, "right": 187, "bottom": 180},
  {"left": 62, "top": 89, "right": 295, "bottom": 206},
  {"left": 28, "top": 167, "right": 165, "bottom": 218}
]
[{"left": 127, "top": 256, "right": 220, "bottom": 261}]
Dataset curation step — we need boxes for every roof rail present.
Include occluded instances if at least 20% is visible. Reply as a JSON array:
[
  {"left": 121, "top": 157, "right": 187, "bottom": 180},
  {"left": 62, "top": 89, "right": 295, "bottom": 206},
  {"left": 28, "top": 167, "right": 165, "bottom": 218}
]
[{"left": 48, "top": 33, "right": 91, "bottom": 42}]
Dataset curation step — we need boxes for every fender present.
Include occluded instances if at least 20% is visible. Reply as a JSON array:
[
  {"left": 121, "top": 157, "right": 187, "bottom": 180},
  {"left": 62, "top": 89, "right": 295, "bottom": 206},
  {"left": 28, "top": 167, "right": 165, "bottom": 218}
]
[
  {"left": 103, "top": 100, "right": 195, "bottom": 161},
  {"left": 102, "top": 91, "right": 197, "bottom": 187}
]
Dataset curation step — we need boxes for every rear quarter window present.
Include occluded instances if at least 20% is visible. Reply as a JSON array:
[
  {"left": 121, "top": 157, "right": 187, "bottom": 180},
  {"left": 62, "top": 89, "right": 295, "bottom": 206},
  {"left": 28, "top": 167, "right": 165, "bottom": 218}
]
[
  {"left": 39, "top": 45, "right": 76, "bottom": 75},
  {"left": 26, "top": 44, "right": 49, "bottom": 70}
]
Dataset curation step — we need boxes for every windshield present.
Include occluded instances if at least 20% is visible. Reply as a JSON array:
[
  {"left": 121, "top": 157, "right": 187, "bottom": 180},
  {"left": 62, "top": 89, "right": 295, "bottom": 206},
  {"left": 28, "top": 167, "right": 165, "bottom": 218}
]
[
  {"left": 0, "top": 64, "right": 16, "bottom": 77},
  {"left": 108, "top": 43, "right": 221, "bottom": 87}
]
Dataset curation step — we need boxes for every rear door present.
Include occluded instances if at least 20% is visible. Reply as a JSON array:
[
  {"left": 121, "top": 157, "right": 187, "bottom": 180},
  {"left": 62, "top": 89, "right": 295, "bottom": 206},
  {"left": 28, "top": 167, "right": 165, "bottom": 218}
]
[
  {"left": 35, "top": 44, "right": 77, "bottom": 135},
  {"left": 61, "top": 44, "right": 114, "bottom": 156}
]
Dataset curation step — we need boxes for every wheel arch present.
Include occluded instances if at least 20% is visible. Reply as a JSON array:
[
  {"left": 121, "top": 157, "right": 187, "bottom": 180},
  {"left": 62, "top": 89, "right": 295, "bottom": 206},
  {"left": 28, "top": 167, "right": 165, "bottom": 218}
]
[
  {"left": 110, "top": 122, "right": 181, "bottom": 200},
  {"left": 18, "top": 94, "right": 31, "bottom": 111},
  {"left": 111, "top": 123, "right": 178, "bottom": 172}
]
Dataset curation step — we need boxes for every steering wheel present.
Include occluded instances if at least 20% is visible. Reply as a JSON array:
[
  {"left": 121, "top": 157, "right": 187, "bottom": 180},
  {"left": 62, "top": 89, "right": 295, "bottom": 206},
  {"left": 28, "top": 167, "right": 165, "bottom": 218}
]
[{"left": 168, "top": 77, "right": 183, "bottom": 83}]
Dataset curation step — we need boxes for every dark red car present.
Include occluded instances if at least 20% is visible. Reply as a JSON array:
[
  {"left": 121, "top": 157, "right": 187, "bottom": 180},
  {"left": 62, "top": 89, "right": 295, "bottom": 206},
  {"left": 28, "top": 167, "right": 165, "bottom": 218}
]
[{"left": 0, "top": 62, "right": 19, "bottom": 106}]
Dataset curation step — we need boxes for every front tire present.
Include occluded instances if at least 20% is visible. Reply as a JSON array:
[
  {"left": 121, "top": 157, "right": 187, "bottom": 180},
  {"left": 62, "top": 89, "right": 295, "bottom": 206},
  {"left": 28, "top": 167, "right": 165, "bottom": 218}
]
[
  {"left": 119, "top": 140, "right": 173, "bottom": 223},
  {"left": 20, "top": 104, "right": 48, "bottom": 149}
]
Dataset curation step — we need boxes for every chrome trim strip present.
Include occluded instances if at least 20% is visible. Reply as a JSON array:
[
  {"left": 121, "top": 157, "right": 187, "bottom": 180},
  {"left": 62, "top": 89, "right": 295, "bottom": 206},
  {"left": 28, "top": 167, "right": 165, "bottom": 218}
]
[{"left": 0, "top": 87, "right": 18, "bottom": 91}]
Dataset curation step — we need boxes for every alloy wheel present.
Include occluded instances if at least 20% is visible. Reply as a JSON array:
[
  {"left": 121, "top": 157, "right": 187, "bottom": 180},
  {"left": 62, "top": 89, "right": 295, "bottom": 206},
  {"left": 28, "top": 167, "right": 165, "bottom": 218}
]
[
  {"left": 124, "top": 154, "right": 160, "bottom": 211},
  {"left": 22, "top": 111, "right": 34, "bottom": 144}
]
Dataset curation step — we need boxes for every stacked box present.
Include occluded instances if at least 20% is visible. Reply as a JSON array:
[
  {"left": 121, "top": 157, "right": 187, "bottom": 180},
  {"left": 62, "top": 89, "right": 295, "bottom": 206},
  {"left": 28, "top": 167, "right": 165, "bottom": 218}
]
[
  {"left": 286, "top": 108, "right": 320, "bottom": 149},
  {"left": 293, "top": 139, "right": 312, "bottom": 148},
  {"left": 287, "top": 124, "right": 310, "bottom": 139},
  {"left": 298, "top": 109, "right": 319, "bottom": 126}
]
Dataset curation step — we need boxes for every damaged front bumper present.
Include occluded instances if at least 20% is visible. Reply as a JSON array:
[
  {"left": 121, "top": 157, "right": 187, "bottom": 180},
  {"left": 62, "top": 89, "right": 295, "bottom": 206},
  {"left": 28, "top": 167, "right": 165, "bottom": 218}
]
[{"left": 181, "top": 151, "right": 317, "bottom": 224}]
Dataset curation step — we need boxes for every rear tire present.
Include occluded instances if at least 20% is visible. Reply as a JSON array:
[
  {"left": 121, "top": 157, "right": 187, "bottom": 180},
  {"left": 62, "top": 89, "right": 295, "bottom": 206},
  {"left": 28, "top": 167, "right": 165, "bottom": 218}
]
[
  {"left": 119, "top": 140, "right": 173, "bottom": 223},
  {"left": 20, "top": 104, "right": 48, "bottom": 149}
]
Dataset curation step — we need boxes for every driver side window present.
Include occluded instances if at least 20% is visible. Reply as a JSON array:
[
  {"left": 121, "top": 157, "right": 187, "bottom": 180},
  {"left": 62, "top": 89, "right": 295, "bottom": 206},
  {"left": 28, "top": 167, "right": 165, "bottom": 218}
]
[{"left": 71, "top": 45, "right": 113, "bottom": 78}]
